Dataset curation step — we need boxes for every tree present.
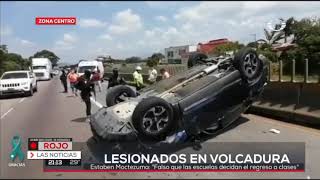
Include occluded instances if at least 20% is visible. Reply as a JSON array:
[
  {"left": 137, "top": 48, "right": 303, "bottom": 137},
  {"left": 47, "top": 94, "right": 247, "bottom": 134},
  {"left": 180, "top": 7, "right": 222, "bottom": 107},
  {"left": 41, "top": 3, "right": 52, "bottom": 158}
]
[
  {"left": 257, "top": 17, "right": 320, "bottom": 74},
  {"left": 30, "top": 50, "right": 60, "bottom": 66},
  {"left": 125, "top": 56, "right": 142, "bottom": 64},
  {"left": 281, "top": 17, "right": 296, "bottom": 43},
  {"left": 289, "top": 17, "right": 320, "bottom": 74},
  {"left": 257, "top": 28, "right": 284, "bottom": 45},
  {"left": 150, "top": 53, "right": 165, "bottom": 61},
  {"left": 210, "top": 41, "right": 245, "bottom": 56},
  {"left": 0, "top": 49, "right": 7, "bottom": 75},
  {"left": 6, "top": 53, "right": 30, "bottom": 70},
  {"left": 257, "top": 43, "right": 278, "bottom": 62},
  {"left": 0, "top": 52, "right": 28, "bottom": 75},
  {"left": 0, "top": 45, "right": 8, "bottom": 53},
  {"left": 146, "top": 53, "right": 165, "bottom": 67},
  {"left": 0, "top": 45, "right": 32, "bottom": 76}
]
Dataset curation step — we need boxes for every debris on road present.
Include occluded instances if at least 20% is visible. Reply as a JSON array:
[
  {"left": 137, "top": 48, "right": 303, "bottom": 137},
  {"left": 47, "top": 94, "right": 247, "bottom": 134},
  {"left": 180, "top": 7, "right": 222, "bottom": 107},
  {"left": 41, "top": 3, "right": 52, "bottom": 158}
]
[{"left": 269, "top": 128, "right": 281, "bottom": 134}]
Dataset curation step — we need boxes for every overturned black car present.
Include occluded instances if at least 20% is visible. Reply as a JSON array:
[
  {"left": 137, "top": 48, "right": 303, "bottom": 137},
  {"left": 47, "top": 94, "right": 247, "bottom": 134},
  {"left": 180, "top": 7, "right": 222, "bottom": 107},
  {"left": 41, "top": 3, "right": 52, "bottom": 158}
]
[{"left": 90, "top": 48, "right": 268, "bottom": 142}]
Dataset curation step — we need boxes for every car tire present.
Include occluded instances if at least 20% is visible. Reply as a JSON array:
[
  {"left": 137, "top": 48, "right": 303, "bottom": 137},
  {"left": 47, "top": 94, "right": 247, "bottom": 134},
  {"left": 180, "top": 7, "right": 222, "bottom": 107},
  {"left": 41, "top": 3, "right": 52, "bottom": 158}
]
[
  {"left": 28, "top": 85, "right": 34, "bottom": 96},
  {"left": 132, "top": 97, "right": 175, "bottom": 140},
  {"left": 233, "top": 48, "right": 263, "bottom": 86},
  {"left": 106, "top": 85, "right": 137, "bottom": 107},
  {"left": 187, "top": 52, "right": 208, "bottom": 68},
  {"left": 34, "top": 82, "right": 38, "bottom": 92}
]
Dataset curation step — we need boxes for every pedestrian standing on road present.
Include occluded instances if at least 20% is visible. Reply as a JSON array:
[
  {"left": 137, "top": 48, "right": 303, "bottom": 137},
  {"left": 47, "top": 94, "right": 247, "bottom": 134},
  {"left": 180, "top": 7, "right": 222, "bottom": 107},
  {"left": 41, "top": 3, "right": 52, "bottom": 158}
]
[
  {"left": 92, "top": 69, "right": 102, "bottom": 92},
  {"left": 147, "top": 65, "right": 158, "bottom": 84},
  {"left": 60, "top": 69, "right": 68, "bottom": 93},
  {"left": 107, "top": 68, "right": 125, "bottom": 89},
  {"left": 67, "top": 69, "right": 79, "bottom": 96},
  {"left": 133, "top": 66, "right": 144, "bottom": 90},
  {"left": 76, "top": 70, "right": 95, "bottom": 121},
  {"left": 160, "top": 68, "right": 170, "bottom": 79}
]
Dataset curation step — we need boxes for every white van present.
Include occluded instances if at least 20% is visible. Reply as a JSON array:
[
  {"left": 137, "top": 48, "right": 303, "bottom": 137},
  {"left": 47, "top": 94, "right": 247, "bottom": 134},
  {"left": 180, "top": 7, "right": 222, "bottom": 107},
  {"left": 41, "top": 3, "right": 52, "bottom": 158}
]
[
  {"left": 32, "top": 58, "right": 52, "bottom": 81},
  {"left": 77, "top": 60, "right": 104, "bottom": 79}
]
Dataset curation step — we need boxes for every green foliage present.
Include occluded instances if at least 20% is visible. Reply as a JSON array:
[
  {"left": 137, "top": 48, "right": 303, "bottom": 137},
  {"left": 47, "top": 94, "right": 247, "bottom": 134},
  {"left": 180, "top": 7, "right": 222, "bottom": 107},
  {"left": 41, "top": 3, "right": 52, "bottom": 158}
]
[
  {"left": 30, "top": 49, "right": 60, "bottom": 66},
  {"left": 209, "top": 41, "right": 245, "bottom": 56},
  {"left": 125, "top": 56, "right": 142, "bottom": 64},
  {"left": 0, "top": 45, "right": 8, "bottom": 53},
  {"left": 146, "top": 53, "right": 164, "bottom": 67},
  {"left": 0, "top": 46, "right": 31, "bottom": 76},
  {"left": 247, "top": 42, "right": 258, "bottom": 48},
  {"left": 290, "top": 17, "right": 320, "bottom": 74},
  {"left": 250, "top": 17, "right": 320, "bottom": 75}
]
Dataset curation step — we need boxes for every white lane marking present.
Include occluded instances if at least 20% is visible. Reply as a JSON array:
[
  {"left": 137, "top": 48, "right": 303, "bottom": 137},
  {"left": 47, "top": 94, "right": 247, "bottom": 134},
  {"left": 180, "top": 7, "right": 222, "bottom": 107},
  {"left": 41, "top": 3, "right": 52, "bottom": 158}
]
[
  {"left": 0, "top": 107, "right": 13, "bottom": 119},
  {"left": 18, "top": 98, "right": 25, "bottom": 103},
  {"left": 90, "top": 97, "right": 103, "bottom": 108}
]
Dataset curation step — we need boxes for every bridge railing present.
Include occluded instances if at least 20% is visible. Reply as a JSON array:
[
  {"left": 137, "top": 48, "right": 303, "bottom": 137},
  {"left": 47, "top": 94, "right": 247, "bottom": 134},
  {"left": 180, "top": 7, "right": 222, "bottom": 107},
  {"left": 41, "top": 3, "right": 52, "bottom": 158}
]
[
  {"left": 250, "top": 59, "right": 320, "bottom": 125},
  {"left": 268, "top": 59, "right": 320, "bottom": 84}
]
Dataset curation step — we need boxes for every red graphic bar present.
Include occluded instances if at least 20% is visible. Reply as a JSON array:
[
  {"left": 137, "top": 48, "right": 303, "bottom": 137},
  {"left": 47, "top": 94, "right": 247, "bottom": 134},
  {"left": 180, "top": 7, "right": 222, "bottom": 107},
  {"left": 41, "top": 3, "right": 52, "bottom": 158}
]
[
  {"left": 43, "top": 169, "right": 305, "bottom": 173},
  {"left": 35, "top": 17, "right": 76, "bottom": 25}
]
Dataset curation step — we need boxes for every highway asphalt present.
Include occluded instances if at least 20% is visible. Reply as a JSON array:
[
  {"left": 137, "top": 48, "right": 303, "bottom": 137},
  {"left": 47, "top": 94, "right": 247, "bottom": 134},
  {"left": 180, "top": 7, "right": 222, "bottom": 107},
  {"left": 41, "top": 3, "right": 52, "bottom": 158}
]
[{"left": 0, "top": 76, "right": 319, "bottom": 179}]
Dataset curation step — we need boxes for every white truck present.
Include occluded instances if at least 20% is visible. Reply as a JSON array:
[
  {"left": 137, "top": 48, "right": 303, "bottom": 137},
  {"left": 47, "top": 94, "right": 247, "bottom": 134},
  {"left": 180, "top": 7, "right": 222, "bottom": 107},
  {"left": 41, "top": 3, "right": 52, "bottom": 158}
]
[
  {"left": 77, "top": 60, "right": 104, "bottom": 79},
  {"left": 0, "top": 70, "right": 37, "bottom": 97},
  {"left": 32, "top": 58, "right": 52, "bottom": 81}
]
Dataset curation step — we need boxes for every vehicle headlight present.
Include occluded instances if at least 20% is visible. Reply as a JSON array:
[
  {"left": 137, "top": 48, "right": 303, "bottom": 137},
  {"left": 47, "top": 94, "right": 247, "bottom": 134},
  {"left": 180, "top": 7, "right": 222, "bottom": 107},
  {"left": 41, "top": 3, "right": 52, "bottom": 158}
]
[{"left": 21, "top": 82, "right": 28, "bottom": 86}]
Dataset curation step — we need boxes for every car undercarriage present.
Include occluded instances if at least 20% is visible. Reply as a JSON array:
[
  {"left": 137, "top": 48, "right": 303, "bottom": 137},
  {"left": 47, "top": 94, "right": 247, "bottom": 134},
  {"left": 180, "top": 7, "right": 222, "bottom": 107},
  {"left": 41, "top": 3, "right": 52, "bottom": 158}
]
[{"left": 90, "top": 48, "right": 268, "bottom": 144}]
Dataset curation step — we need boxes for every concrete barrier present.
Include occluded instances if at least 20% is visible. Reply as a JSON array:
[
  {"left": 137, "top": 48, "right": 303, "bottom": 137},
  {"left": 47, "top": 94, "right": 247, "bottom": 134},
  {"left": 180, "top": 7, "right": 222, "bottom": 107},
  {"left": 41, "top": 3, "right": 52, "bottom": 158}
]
[
  {"left": 104, "top": 69, "right": 320, "bottom": 126},
  {"left": 249, "top": 82, "right": 320, "bottom": 125}
]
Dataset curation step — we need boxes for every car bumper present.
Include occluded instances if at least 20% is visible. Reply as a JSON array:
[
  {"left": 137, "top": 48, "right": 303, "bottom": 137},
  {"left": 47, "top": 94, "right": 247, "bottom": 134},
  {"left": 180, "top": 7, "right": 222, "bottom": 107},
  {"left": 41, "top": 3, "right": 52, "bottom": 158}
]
[
  {"left": 0, "top": 89, "right": 28, "bottom": 96},
  {"left": 89, "top": 107, "right": 137, "bottom": 141}
]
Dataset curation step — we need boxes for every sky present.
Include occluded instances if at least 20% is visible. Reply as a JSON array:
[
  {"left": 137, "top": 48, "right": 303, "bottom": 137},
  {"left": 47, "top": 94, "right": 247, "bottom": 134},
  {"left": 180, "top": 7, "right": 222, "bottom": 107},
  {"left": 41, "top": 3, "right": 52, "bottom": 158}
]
[{"left": 1, "top": 1, "right": 320, "bottom": 64}]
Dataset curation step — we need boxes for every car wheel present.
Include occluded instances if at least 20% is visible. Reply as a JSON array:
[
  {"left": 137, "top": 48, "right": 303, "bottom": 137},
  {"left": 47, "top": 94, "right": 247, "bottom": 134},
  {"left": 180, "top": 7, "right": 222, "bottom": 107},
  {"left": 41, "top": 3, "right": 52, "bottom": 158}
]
[
  {"left": 187, "top": 52, "right": 208, "bottom": 68},
  {"left": 132, "top": 97, "right": 175, "bottom": 140},
  {"left": 28, "top": 85, "right": 34, "bottom": 96},
  {"left": 234, "top": 48, "right": 263, "bottom": 86},
  {"left": 34, "top": 82, "right": 38, "bottom": 92},
  {"left": 106, "top": 85, "right": 137, "bottom": 106}
]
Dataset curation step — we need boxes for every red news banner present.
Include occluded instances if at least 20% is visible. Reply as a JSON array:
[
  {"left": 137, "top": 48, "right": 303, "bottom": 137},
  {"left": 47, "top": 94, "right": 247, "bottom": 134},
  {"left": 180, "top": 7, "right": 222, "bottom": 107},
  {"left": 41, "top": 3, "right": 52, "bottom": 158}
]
[{"left": 35, "top": 17, "right": 76, "bottom": 25}]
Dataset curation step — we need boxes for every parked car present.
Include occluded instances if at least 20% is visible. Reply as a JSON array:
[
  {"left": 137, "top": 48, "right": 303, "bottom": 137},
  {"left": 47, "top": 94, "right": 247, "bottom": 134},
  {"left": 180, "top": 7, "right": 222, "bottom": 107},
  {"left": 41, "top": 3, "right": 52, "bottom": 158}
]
[
  {"left": 90, "top": 48, "right": 268, "bottom": 141},
  {"left": 0, "top": 70, "right": 38, "bottom": 97}
]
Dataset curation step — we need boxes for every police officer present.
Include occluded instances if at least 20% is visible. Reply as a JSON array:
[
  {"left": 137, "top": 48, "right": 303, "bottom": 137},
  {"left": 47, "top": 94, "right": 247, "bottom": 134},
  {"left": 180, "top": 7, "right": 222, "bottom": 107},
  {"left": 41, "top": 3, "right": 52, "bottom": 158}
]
[{"left": 133, "top": 66, "right": 144, "bottom": 90}]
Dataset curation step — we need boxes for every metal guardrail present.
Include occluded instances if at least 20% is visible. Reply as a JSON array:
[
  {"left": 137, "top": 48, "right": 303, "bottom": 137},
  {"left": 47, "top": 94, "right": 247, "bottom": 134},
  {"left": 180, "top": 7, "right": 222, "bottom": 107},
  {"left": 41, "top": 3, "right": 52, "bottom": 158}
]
[
  {"left": 105, "top": 59, "right": 319, "bottom": 84},
  {"left": 268, "top": 59, "right": 320, "bottom": 84}
]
